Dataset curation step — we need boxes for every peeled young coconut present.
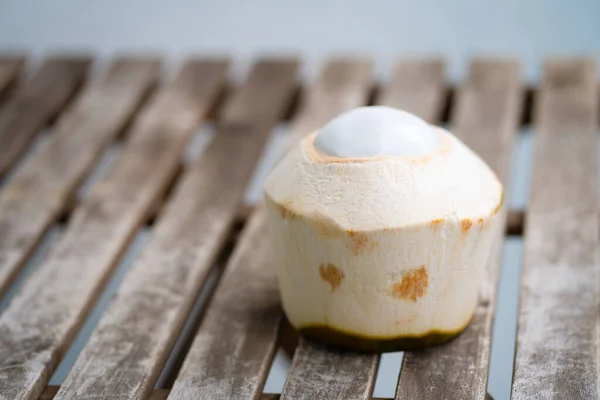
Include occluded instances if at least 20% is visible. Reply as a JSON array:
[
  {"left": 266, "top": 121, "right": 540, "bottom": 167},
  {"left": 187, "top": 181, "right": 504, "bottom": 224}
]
[{"left": 263, "top": 106, "right": 503, "bottom": 352}]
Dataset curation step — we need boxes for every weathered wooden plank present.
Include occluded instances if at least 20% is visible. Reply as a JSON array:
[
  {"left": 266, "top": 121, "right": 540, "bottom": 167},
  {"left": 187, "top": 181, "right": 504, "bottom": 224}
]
[
  {"left": 0, "top": 55, "right": 25, "bottom": 104},
  {"left": 42, "top": 386, "right": 396, "bottom": 400},
  {"left": 138, "top": 391, "right": 394, "bottom": 400},
  {"left": 511, "top": 59, "right": 599, "bottom": 399},
  {"left": 0, "top": 58, "right": 157, "bottom": 298},
  {"left": 167, "top": 59, "right": 372, "bottom": 400},
  {"left": 379, "top": 58, "right": 445, "bottom": 121},
  {"left": 265, "top": 396, "right": 393, "bottom": 400},
  {"left": 280, "top": 58, "right": 445, "bottom": 400},
  {"left": 0, "top": 56, "right": 91, "bottom": 177},
  {"left": 396, "top": 59, "right": 522, "bottom": 400},
  {"left": 0, "top": 58, "right": 228, "bottom": 400},
  {"left": 285, "top": 336, "right": 381, "bottom": 400},
  {"left": 54, "top": 59, "right": 297, "bottom": 400}
]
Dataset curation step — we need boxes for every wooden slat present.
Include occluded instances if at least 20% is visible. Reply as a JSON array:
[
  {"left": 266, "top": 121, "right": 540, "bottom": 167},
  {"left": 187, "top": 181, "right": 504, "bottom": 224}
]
[
  {"left": 512, "top": 59, "right": 599, "bottom": 399},
  {"left": 379, "top": 58, "right": 445, "bottom": 120},
  {"left": 43, "top": 385, "right": 405, "bottom": 400},
  {"left": 0, "top": 56, "right": 91, "bottom": 177},
  {"left": 396, "top": 60, "right": 522, "bottom": 399},
  {"left": 265, "top": 396, "right": 393, "bottom": 400},
  {"left": 54, "top": 59, "right": 297, "bottom": 400},
  {"left": 284, "top": 336, "right": 381, "bottom": 400},
  {"left": 0, "top": 58, "right": 157, "bottom": 298},
  {"left": 42, "top": 385, "right": 397, "bottom": 400},
  {"left": 280, "top": 59, "right": 446, "bottom": 400},
  {"left": 167, "top": 59, "right": 372, "bottom": 400},
  {"left": 0, "top": 58, "right": 226, "bottom": 400},
  {"left": 0, "top": 55, "right": 25, "bottom": 104}
]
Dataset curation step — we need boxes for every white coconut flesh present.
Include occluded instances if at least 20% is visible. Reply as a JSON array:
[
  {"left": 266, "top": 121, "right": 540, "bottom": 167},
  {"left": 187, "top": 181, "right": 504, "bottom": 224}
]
[
  {"left": 314, "top": 106, "right": 439, "bottom": 158},
  {"left": 263, "top": 106, "right": 503, "bottom": 345}
]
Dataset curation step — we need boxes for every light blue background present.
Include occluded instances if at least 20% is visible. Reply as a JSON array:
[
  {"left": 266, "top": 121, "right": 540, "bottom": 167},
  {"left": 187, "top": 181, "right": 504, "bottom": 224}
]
[{"left": 1, "top": 0, "right": 599, "bottom": 81}]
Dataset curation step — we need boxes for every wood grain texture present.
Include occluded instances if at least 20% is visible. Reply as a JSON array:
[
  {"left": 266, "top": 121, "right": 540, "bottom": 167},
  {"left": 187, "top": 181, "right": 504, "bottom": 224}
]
[
  {"left": 168, "top": 59, "right": 372, "bottom": 400},
  {"left": 280, "top": 59, "right": 445, "bottom": 400},
  {"left": 0, "top": 58, "right": 157, "bottom": 299},
  {"left": 168, "top": 206, "right": 284, "bottom": 400},
  {"left": 396, "top": 59, "right": 522, "bottom": 400},
  {"left": 284, "top": 336, "right": 382, "bottom": 400},
  {"left": 264, "top": 396, "right": 393, "bottom": 400},
  {"left": 511, "top": 59, "right": 599, "bottom": 399},
  {"left": 0, "top": 55, "right": 25, "bottom": 104},
  {"left": 0, "top": 56, "right": 91, "bottom": 177},
  {"left": 0, "top": 59, "right": 229, "bottom": 400},
  {"left": 41, "top": 385, "right": 396, "bottom": 400},
  {"left": 54, "top": 59, "right": 297, "bottom": 400}
]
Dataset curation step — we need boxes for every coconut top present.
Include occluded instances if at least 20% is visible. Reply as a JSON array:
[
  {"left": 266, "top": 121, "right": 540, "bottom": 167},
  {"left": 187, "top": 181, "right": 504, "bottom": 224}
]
[
  {"left": 265, "top": 107, "right": 502, "bottom": 230},
  {"left": 314, "top": 106, "right": 439, "bottom": 158}
]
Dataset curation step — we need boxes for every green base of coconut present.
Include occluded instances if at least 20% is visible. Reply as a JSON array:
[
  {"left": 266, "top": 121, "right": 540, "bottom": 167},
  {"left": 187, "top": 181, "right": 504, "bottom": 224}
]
[{"left": 298, "top": 322, "right": 470, "bottom": 353}]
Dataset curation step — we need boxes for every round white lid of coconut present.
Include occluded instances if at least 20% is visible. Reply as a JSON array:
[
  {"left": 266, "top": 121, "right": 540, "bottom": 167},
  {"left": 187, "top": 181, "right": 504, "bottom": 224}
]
[{"left": 314, "top": 106, "right": 439, "bottom": 158}]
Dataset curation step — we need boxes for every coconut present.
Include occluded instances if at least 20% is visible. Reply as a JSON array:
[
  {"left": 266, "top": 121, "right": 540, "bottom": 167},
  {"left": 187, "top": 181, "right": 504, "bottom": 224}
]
[{"left": 264, "top": 106, "right": 503, "bottom": 352}]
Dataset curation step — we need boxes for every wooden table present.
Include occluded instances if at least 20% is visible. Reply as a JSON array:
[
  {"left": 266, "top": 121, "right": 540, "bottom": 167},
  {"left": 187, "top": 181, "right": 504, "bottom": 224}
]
[{"left": 0, "top": 54, "right": 596, "bottom": 400}]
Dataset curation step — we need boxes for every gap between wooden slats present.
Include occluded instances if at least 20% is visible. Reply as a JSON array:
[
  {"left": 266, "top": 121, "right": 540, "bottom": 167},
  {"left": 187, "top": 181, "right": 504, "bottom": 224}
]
[
  {"left": 279, "top": 58, "right": 446, "bottom": 400},
  {"left": 54, "top": 58, "right": 297, "bottom": 400},
  {"left": 0, "top": 56, "right": 91, "bottom": 178},
  {"left": 0, "top": 55, "right": 25, "bottom": 105},
  {"left": 0, "top": 225, "right": 63, "bottom": 313},
  {"left": 512, "top": 59, "right": 599, "bottom": 399},
  {"left": 485, "top": 125, "right": 533, "bottom": 399},
  {"left": 396, "top": 59, "right": 522, "bottom": 400},
  {"left": 0, "top": 58, "right": 226, "bottom": 400},
  {"left": 166, "top": 58, "right": 372, "bottom": 400},
  {"left": 0, "top": 58, "right": 158, "bottom": 301},
  {"left": 152, "top": 226, "right": 236, "bottom": 389}
]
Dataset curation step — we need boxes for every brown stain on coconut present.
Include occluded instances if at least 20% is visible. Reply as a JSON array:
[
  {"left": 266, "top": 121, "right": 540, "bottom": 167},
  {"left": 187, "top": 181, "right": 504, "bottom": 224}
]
[
  {"left": 319, "top": 263, "right": 344, "bottom": 291},
  {"left": 477, "top": 217, "right": 484, "bottom": 230},
  {"left": 493, "top": 191, "right": 504, "bottom": 215},
  {"left": 392, "top": 265, "right": 428, "bottom": 302},
  {"left": 431, "top": 218, "right": 444, "bottom": 232},
  {"left": 346, "top": 229, "right": 378, "bottom": 255},
  {"left": 461, "top": 218, "right": 472, "bottom": 231},
  {"left": 286, "top": 210, "right": 347, "bottom": 238},
  {"left": 311, "top": 216, "right": 340, "bottom": 237}
]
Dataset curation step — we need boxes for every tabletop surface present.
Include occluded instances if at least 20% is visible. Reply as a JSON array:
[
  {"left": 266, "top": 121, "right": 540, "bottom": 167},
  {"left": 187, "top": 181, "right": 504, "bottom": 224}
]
[{"left": 0, "top": 3, "right": 599, "bottom": 399}]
